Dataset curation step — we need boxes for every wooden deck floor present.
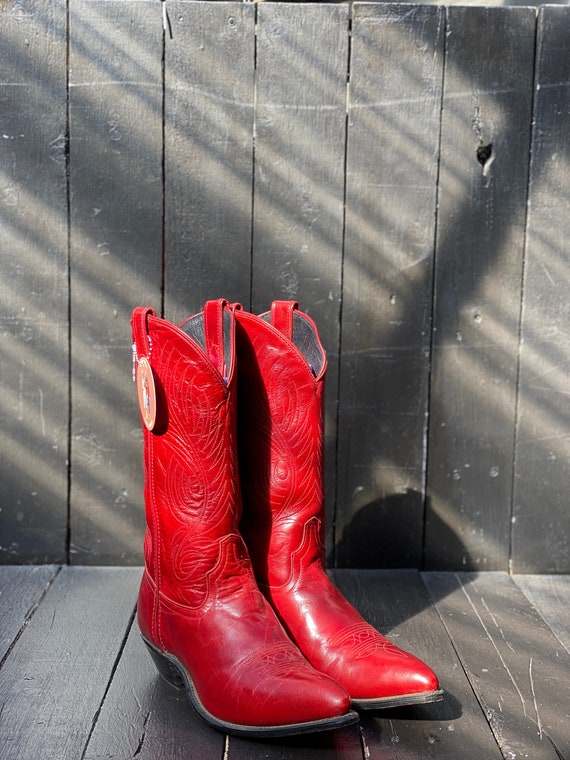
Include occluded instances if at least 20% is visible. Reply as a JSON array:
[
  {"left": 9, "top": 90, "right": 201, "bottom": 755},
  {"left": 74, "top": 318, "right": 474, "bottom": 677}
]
[{"left": 0, "top": 567, "right": 568, "bottom": 759}]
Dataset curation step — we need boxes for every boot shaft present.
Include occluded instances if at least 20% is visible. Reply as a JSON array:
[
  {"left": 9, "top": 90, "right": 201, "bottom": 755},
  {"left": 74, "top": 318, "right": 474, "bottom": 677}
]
[
  {"left": 235, "top": 302, "right": 328, "bottom": 587},
  {"left": 132, "top": 301, "right": 244, "bottom": 608}
]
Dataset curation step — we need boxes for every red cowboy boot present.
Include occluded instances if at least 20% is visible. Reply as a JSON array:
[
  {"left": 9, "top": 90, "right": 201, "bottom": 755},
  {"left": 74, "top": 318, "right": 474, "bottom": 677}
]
[
  {"left": 234, "top": 301, "right": 443, "bottom": 709},
  {"left": 131, "top": 301, "right": 357, "bottom": 737}
]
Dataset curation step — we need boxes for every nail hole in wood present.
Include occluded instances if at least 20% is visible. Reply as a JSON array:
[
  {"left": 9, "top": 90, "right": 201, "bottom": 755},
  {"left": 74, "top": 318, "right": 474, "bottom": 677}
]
[{"left": 477, "top": 143, "right": 493, "bottom": 167}]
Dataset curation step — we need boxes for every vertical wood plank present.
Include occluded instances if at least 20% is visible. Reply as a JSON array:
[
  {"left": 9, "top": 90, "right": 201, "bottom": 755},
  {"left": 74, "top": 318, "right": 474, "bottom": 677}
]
[
  {"left": 0, "top": 0, "right": 68, "bottom": 562},
  {"left": 253, "top": 3, "right": 349, "bottom": 548},
  {"left": 0, "top": 567, "right": 141, "bottom": 760},
  {"left": 335, "top": 4, "right": 444, "bottom": 567},
  {"left": 68, "top": 0, "right": 163, "bottom": 564},
  {"left": 425, "top": 7, "right": 536, "bottom": 570},
  {"left": 165, "top": 1, "right": 255, "bottom": 321},
  {"left": 424, "top": 572, "right": 570, "bottom": 759},
  {"left": 512, "top": 6, "right": 570, "bottom": 573}
]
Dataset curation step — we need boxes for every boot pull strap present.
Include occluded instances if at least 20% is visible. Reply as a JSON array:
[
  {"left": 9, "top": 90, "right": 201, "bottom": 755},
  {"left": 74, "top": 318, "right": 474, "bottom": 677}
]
[
  {"left": 204, "top": 298, "right": 230, "bottom": 376},
  {"left": 131, "top": 307, "right": 155, "bottom": 361},
  {"left": 270, "top": 301, "right": 299, "bottom": 340}
]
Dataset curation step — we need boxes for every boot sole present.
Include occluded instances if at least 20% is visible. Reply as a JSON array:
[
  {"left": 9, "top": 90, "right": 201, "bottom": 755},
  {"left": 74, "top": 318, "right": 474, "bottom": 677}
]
[
  {"left": 142, "top": 636, "right": 359, "bottom": 738},
  {"left": 352, "top": 688, "right": 444, "bottom": 710}
]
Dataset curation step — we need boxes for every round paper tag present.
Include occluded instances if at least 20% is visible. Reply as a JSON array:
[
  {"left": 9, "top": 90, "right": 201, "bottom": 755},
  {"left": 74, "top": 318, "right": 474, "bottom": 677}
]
[{"left": 136, "top": 356, "right": 157, "bottom": 431}]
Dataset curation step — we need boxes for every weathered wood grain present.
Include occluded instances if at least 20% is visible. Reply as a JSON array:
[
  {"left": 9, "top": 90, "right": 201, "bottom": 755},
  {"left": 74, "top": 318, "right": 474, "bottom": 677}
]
[
  {"left": 514, "top": 574, "right": 570, "bottom": 655},
  {"left": 424, "top": 572, "right": 570, "bottom": 759},
  {"left": 0, "top": 0, "right": 69, "bottom": 562},
  {"left": 82, "top": 620, "right": 224, "bottom": 759},
  {"left": 252, "top": 3, "right": 348, "bottom": 327},
  {"left": 68, "top": 0, "right": 163, "bottom": 564},
  {"left": 252, "top": 2, "right": 349, "bottom": 537},
  {"left": 0, "top": 565, "right": 59, "bottom": 663},
  {"left": 0, "top": 566, "right": 140, "bottom": 760},
  {"left": 335, "top": 569, "right": 503, "bottom": 759},
  {"left": 335, "top": 3, "right": 444, "bottom": 568},
  {"left": 227, "top": 726, "right": 363, "bottom": 760},
  {"left": 1, "top": 1, "right": 569, "bottom": 574},
  {"left": 2, "top": 567, "right": 569, "bottom": 759},
  {"left": 511, "top": 6, "right": 570, "bottom": 574},
  {"left": 425, "top": 7, "right": 536, "bottom": 571},
  {"left": 164, "top": 1, "right": 255, "bottom": 321}
]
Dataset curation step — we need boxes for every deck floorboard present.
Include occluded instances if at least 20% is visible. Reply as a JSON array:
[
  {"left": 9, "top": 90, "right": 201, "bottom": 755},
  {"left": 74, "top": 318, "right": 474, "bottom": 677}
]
[
  {"left": 1, "top": 568, "right": 568, "bottom": 759},
  {"left": 0, "top": 565, "right": 59, "bottom": 663},
  {"left": 514, "top": 574, "right": 570, "bottom": 655},
  {"left": 423, "top": 572, "right": 570, "bottom": 759}
]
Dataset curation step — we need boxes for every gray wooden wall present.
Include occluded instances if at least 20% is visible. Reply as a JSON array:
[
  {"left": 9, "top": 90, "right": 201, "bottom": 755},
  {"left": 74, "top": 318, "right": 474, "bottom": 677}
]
[{"left": 1, "top": 0, "right": 569, "bottom": 572}]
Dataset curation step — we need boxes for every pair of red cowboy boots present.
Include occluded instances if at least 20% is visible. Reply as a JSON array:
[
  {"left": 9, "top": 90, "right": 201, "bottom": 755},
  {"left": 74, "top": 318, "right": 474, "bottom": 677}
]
[{"left": 131, "top": 300, "right": 442, "bottom": 738}]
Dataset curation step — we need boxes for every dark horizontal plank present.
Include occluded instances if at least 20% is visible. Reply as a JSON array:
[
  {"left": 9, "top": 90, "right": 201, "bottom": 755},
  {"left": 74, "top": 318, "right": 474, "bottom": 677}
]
[
  {"left": 514, "top": 574, "right": 570, "bottom": 655},
  {"left": 334, "top": 570, "right": 503, "bottom": 759},
  {"left": 0, "top": 565, "right": 59, "bottom": 663},
  {"left": 227, "top": 725, "right": 363, "bottom": 760},
  {"left": 0, "top": 567, "right": 140, "bottom": 760},
  {"left": 3, "top": 568, "right": 570, "bottom": 760},
  {"left": 424, "top": 572, "right": 570, "bottom": 759},
  {"left": 83, "top": 619, "right": 224, "bottom": 759}
]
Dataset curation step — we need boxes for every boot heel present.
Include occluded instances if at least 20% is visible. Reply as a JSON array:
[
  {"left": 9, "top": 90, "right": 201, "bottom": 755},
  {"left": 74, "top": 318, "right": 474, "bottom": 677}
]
[{"left": 142, "top": 638, "right": 185, "bottom": 690}]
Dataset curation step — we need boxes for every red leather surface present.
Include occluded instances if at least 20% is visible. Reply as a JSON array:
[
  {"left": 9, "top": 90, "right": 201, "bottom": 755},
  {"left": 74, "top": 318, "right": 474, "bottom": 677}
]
[
  {"left": 235, "top": 303, "right": 439, "bottom": 701},
  {"left": 131, "top": 304, "right": 351, "bottom": 728}
]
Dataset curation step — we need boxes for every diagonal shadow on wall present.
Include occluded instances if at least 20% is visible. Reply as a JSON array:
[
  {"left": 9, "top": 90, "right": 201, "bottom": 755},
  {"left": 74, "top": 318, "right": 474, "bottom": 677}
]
[{"left": 0, "top": 1, "right": 569, "bottom": 573}]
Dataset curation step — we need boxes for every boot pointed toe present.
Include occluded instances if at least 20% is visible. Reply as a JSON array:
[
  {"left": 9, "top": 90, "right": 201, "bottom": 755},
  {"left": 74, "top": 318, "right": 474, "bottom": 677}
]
[{"left": 347, "top": 652, "right": 443, "bottom": 708}]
